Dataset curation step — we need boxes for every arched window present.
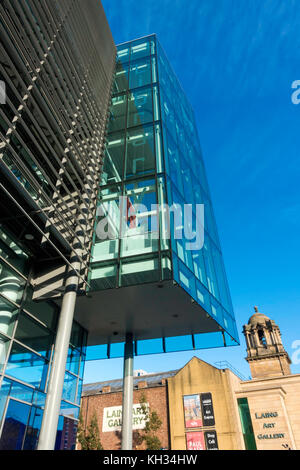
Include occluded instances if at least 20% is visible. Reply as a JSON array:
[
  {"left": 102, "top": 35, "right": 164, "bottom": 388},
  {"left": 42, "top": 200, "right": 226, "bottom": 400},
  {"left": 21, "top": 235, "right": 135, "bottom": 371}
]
[{"left": 258, "top": 328, "right": 267, "bottom": 347}]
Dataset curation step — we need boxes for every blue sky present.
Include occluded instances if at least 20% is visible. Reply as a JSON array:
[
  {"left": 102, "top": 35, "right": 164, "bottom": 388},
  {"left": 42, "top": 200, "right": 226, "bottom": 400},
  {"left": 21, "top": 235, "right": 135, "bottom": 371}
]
[{"left": 84, "top": 0, "right": 300, "bottom": 383}]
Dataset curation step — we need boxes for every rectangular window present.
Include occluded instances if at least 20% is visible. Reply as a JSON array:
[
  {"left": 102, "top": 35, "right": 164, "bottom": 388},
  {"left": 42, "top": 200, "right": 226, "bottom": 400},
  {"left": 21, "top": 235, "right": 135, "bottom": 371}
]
[
  {"left": 5, "top": 342, "right": 48, "bottom": 390},
  {"left": 127, "top": 87, "right": 153, "bottom": 128}
]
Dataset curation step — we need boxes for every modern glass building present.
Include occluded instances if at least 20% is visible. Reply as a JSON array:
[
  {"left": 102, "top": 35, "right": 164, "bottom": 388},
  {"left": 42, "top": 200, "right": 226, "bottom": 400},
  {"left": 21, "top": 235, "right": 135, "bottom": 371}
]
[
  {"left": 78, "top": 35, "right": 238, "bottom": 360},
  {"left": 0, "top": 2, "right": 238, "bottom": 451}
]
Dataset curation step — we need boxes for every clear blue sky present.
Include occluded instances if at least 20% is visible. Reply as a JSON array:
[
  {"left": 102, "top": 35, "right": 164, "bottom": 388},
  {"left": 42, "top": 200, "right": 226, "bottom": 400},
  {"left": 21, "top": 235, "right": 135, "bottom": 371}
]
[{"left": 84, "top": 0, "right": 300, "bottom": 383}]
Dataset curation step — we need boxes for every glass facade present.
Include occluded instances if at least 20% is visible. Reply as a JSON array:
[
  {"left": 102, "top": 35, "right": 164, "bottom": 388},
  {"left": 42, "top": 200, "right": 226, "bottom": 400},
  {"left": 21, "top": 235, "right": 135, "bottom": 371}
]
[
  {"left": 87, "top": 35, "right": 238, "bottom": 359},
  {"left": 0, "top": 227, "right": 87, "bottom": 450}
]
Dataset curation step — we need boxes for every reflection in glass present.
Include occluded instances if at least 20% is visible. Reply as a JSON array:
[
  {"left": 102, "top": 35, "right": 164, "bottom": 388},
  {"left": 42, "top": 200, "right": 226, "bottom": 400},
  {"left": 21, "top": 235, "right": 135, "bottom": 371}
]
[
  {"left": 102, "top": 131, "right": 125, "bottom": 184},
  {"left": 125, "top": 125, "right": 155, "bottom": 179},
  {"left": 0, "top": 296, "right": 18, "bottom": 338},
  {"left": 130, "top": 58, "right": 151, "bottom": 89},
  {"left": 127, "top": 87, "right": 153, "bottom": 128},
  {"left": 0, "top": 399, "right": 30, "bottom": 450},
  {"left": 15, "top": 312, "right": 53, "bottom": 359},
  {"left": 5, "top": 342, "right": 48, "bottom": 389},
  {"left": 0, "top": 262, "right": 26, "bottom": 305}
]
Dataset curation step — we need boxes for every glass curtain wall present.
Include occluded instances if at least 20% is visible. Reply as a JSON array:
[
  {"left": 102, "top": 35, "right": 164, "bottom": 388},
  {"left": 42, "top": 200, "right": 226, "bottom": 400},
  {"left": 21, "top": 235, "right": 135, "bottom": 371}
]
[
  {"left": 0, "top": 227, "right": 87, "bottom": 450},
  {"left": 89, "top": 35, "right": 238, "bottom": 354}
]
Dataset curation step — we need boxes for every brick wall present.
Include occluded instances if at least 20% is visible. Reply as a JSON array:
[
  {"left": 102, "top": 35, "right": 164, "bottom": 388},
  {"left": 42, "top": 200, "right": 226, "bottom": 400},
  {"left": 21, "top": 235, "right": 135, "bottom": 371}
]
[{"left": 79, "top": 386, "right": 170, "bottom": 450}]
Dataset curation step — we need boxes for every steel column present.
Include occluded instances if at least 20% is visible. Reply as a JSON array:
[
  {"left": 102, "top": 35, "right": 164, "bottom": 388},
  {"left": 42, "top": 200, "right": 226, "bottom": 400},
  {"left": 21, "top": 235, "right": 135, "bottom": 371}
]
[{"left": 121, "top": 333, "right": 134, "bottom": 450}]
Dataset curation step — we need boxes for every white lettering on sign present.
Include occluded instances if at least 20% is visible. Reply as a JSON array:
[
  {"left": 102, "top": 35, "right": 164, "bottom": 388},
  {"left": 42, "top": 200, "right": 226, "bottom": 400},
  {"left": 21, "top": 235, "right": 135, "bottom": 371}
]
[{"left": 102, "top": 403, "right": 149, "bottom": 433}]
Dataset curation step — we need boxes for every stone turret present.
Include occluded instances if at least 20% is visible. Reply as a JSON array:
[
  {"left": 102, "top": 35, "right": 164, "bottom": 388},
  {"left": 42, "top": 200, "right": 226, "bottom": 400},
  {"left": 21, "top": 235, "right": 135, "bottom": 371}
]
[{"left": 243, "top": 307, "right": 291, "bottom": 379}]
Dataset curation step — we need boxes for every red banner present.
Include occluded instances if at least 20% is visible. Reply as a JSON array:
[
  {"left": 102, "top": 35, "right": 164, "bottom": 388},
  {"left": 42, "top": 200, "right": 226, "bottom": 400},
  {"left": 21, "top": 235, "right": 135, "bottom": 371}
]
[{"left": 186, "top": 432, "right": 206, "bottom": 451}]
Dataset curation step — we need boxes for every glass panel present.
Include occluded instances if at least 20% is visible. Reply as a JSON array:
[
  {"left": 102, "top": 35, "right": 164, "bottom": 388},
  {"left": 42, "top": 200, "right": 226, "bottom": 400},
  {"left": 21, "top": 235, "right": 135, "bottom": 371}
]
[
  {"left": 59, "top": 401, "right": 79, "bottom": 420},
  {"left": 15, "top": 312, "right": 53, "bottom": 358},
  {"left": 76, "top": 379, "right": 83, "bottom": 405},
  {"left": 66, "top": 346, "right": 80, "bottom": 376},
  {"left": 120, "top": 255, "right": 160, "bottom": 287},
  {"left": 238, "top": 398, "right": 257, "bottom": 450},
  {"left": 136, "top": 338, "right": 164, "bottom": 355},
  {"left": 194, "top": 332, "right": 224, "bottom": 349},
  {"left": 55, "top": 415, "right": 78, "bottom": 450},
  {"left": 130, "top": 57, "right": 151, "bottom": 89},
  {"left": 165, "top": 335, "right": 194, "bottom": 352},
  {"left": 125, "top": 125, "right": 155, "bottom": 179},
  {"left": 102, "top": 131, "right": 125, "bottom": 185},
  {"left": 10, "top": 381, "right": 34, "bottom": 403},
  {"left": 117, "top": 46, "right": 130, "bottom": 65},
  {"left": 0, "top": 378, "right": 11, "bottom": 424},
  {"left": 155, "top": 124, "right": 164, "bottom": 174},
  {"left": 90, "top": 261, "right": 118, "bottom": 290},
  {"left": 0, "top": 296, "right": 18, "bottom": 338},
  {"left": 108, "top": 94, "right": 127, "bottom": 133},
  {"left": 130, "top": 39, "right": 151, "bottom": 60},
  {"left": 23, "top": 406, "right": 43, "bottom": 450},
  {"left": 161, "top": 254, "right": 172, "bottom": 280},
  {"left": 120, "top": 179, "right": 158, "bottom": 257},
  {"left": 0, "top": 399, "right": 30, "bottom": 450},
  {"left": 22, "top": 286, "right": 58, "bottom": 330},
  {"left": 114, "top": 61, "right": 129, "bottom": 94},
  {"left": 0, "top": 262, "right": 26, "bottom": 305},
  {"left": 0, "top": 334, "right": 10, "bottom": 373},
  {"left": 5, "top": 342, "right": 48, "bottom": 389},
  {"left": 0, "top": 230, "right": 29, "bottom": 275},
  {"left": 62, "top": 372, "right": 77, "bottom": 403},
  {"left": 127, "top": 87, "right": 153, "bottom": 128},
  {"left": 70, "top": 322, "right": 84, "bottom": 352}
]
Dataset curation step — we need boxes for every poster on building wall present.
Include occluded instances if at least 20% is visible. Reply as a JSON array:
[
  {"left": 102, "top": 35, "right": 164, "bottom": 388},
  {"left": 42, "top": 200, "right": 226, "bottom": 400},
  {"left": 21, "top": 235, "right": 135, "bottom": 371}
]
[
  {"left": 186, "top": 432, "right": 206, "bottom": 450},
  {"left": 183, "top": 394, "right": 202, "bottom": 428},
  {"left": 200, "top": 393, "right": 215, "bottom": 427},
  {"left": 204, "top": 430, "right": 219, "bottom": 450},
  {"left": 102, "top": 403, "right": 149, "bottom": 433}
]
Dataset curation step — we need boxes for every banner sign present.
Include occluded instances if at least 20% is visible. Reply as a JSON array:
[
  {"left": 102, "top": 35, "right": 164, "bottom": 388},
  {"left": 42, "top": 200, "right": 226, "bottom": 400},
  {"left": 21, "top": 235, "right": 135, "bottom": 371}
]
[
  {"left": 102, "top": 403, "right": 149, "bottom": 433},
  {"left": 200, "top": 393, "right": 215, "bottom": 427},
  {"left": 186, "top": 432, "right": 205, "bottom": 450},
  {"left": 183, "top": 395, "right": 202, "bottom": 428},
  {"left": 204, "top": 430, "right": 219, "bottom": 450}
]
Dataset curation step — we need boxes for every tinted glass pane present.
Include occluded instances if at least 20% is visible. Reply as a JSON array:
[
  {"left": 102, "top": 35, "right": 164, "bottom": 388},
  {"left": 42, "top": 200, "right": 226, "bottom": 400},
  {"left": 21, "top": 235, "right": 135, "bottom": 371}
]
[
  {"left": 6, "top": 342, "right": 48, "bottom": 389},
  {"left": 66, "top": 346, "right": 80, "bottom": 376},
  {"left": 127, "top": 87, "right": 153, "bottom": 128},
  {"left": 114, "top": 62, "right": 129, "bottom": 93},
  {"left": 23, "top": 406, "right": 43, "bottom": 450},
  {"left": 0, "top": 296, "right": 18, "bottom": 338},
  {"left": 0, "top": 230, "right": 29, "bottom": 275},
  {"left": 22, "top": 286, "right": 58, "bottom": 330},
  {"left": 130, "top": 40, "right": 151, "bottom": 60},
  {"left": 102, "top": 131, "right": 125, "bottom": 184},
  {"left": 62, "top": 372, "right": 77, "bottom": 403},
  {"left": 0, "top": 262, "right": 26, "bottom": 305},
  {"left": 0, "top": 334, "right": 10, "bottom": 373},
  {"left": 109, "top": 94, "right": 127, "bottom": 133},
  {"left": 125, "top": 125, "right": 155, "bottom": 178},
  {"left": 130, "top": 57, "right": 151, "bottom": 88},
  {"left": 0, "top": 399, "right": 30, "bottom": 450},
  {"left": 15, "top": 312, "right": 53, "bottom": 358}
]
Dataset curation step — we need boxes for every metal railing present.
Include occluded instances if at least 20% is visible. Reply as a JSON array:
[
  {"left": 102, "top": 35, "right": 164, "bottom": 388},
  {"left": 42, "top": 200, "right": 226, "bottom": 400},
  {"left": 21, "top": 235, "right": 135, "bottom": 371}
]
[{"left": 214, "top": 361, "right": 248, "bottom": 381}]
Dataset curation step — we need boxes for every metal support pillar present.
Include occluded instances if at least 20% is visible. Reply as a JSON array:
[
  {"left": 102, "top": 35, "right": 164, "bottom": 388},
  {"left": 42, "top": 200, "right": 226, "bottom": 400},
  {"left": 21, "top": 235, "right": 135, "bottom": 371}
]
[
  {"left": 121, "top": 333, "right": 134, "bottom": 450},
  {"left": 37, "top": 260, "right": 80, "bottom": 450}
]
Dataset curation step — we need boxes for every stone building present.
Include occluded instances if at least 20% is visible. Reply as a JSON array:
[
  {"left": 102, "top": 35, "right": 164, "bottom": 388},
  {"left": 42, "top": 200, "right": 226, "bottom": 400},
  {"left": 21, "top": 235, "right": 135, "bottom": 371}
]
[{"left": 79, "top": 309, "right": 300, "bottom": 450}]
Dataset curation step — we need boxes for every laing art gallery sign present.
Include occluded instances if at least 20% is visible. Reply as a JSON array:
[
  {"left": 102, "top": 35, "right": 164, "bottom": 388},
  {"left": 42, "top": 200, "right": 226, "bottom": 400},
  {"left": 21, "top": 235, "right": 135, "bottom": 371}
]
[{"left": 102, "top": 404, "right": 149, "bottom": 432}]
